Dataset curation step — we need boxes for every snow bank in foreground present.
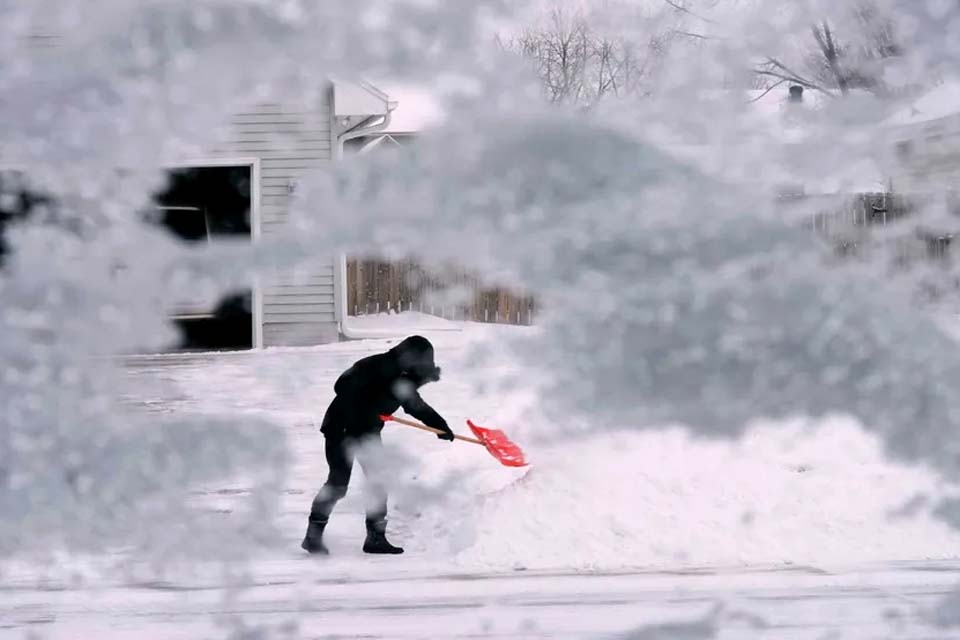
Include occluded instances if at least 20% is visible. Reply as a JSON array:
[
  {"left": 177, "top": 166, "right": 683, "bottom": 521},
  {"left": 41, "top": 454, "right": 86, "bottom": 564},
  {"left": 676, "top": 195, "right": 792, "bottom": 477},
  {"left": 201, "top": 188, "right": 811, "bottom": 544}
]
[
  {"left": 327, "top": 316, "right": 960, "bottom": 570},
  {"left": 413, "top": 419, "right": 959, "bottom": 571}
]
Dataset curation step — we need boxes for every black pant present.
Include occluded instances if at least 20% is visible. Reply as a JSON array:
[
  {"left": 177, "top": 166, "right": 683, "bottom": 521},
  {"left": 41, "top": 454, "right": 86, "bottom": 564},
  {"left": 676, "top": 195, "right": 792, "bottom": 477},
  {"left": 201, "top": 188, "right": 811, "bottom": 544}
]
[{"left": 309, "top": 434, "right": 388, "bottom": 524}]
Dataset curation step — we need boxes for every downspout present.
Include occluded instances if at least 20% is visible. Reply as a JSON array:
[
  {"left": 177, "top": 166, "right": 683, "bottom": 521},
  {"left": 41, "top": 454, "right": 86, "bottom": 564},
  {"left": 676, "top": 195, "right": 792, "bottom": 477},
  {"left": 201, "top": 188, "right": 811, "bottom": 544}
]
[{"left": 334, "top": 97, "right": 396, "bottom": 340}]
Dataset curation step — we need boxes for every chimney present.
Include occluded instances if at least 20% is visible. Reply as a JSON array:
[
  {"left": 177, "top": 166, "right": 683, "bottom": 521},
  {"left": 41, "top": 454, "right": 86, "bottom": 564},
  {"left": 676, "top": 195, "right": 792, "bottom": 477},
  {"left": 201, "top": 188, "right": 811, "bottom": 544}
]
[{"left": 788, "top": 85, "right": 804, "bottom": 103}]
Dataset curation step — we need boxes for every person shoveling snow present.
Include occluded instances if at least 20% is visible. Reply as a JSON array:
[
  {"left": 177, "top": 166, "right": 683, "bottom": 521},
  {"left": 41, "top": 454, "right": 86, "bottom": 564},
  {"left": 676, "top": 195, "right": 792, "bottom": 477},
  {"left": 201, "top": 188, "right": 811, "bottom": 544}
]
[{"left": 301, "top": 335, "right": 454, "bottom": 556}]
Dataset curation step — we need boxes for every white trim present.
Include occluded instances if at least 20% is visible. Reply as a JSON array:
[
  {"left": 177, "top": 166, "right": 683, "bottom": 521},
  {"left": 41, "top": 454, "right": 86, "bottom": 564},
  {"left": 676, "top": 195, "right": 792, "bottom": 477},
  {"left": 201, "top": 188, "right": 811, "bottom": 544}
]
[
  {"left": 334, "top": 252, "right": 348, "bottom": 323},
  {"left": 170, "top": 313, "right": 216, "bottom": 320},
  {"left": 250, "top": 158, "right": 264, "bottom": 350},
  {"left": 166, "top": 156, "right": 264, "bottom": 349},
  {"left": 167, "top": 156, "right": 259, "bottom": 169},
  {"left": 330, "top": 83, "right": 399, "bottom": 340},
  {"left": 330, "top": 85, "right": 349, "bottom": 339}
]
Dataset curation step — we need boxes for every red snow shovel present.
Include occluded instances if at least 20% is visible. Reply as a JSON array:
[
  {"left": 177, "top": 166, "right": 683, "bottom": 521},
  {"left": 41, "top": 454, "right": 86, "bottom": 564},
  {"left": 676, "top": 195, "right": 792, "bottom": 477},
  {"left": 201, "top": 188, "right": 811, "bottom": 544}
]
[{"left": 380, "top": 415, "right": 529, "bottom": 468}]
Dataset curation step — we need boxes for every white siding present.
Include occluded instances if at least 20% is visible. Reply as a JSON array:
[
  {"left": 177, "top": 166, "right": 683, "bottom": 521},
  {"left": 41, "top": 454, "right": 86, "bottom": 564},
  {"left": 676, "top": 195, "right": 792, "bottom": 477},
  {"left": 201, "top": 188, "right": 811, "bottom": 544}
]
[
  {"left": 262, "top": 321, "right": 340, "bottom": 346},
  {"left": 890, "top": 112, "right": 960, "bottom": 192},
  {"left": 205, "top": 93, "right": 339, "bottom": 347}
]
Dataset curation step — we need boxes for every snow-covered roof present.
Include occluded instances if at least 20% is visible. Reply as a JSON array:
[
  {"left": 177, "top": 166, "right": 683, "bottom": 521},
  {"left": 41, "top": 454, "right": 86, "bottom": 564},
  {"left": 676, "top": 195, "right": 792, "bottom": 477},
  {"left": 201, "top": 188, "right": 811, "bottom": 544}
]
[
  {"left": 886, "top": 80, "right": 960, "bottom": 127},
  {"left": 332, "top": 80, "right": 396, "bottom": 119},
  {"left": 333, "top": 80, "right": 446, "bottom": 136},
  {"left": 377, "top": 84, "right": 446, "bottom": 134}
]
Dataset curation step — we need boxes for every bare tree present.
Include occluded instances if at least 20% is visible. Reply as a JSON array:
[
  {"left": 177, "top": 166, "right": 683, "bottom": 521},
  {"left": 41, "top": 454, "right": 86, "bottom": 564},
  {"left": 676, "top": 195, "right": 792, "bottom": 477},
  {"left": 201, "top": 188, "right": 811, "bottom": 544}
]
[
  {"left": 509, "top": 8, "right": 591, "bottom": 105},
  {"left": 502, "top": 6, "right": 675, "bottom": 106},
  {"left": 754, "top": 1, "right": 904, "bottom": 97}
]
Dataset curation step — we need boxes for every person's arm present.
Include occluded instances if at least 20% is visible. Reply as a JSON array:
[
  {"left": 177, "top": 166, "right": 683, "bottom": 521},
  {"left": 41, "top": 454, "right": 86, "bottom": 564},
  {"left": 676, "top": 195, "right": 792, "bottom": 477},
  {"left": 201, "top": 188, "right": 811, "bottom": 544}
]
[{"left": 401, "top": 390, "right": 454, "bottom": 441}]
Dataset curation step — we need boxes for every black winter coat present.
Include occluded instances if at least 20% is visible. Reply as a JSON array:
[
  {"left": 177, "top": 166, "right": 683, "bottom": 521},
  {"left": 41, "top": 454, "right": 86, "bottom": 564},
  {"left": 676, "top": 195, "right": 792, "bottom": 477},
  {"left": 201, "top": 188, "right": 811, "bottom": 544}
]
[{"left": 320, "top": 336, "right": 451, "bottom": 439}]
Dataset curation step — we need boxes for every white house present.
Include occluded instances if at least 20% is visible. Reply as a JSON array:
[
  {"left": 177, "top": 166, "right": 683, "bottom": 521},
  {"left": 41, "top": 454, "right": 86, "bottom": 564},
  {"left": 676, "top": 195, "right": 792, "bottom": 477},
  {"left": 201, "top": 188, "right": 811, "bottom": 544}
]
[
  {"left": 1, "top": 77, "right": 426, "bottom": 350},
  {"left": 885, "top": 80, "right": 960, "bottom": 193}
]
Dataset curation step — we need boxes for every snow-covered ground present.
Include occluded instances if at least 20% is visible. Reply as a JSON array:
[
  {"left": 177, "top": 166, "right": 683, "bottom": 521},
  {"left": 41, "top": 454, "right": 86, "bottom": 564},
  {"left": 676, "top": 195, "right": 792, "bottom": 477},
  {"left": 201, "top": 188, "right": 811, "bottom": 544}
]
[
  {"left": 4, "top": 312, "right": 960, "bottom": 638},
  {"left": 5, "top": 559, "right": 960, "bottom": 639}
]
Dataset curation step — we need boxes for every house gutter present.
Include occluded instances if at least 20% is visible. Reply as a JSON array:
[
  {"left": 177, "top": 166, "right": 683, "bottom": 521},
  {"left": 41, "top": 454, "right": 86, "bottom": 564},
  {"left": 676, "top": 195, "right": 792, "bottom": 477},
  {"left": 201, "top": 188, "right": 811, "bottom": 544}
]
[{"left": 333, "top": 89, "right": 399, "bottom": 340}]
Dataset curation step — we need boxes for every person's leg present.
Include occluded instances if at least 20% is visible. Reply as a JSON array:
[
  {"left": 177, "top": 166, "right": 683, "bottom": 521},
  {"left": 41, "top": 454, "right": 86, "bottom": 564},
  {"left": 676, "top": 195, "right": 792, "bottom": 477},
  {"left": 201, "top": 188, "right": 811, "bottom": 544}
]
[
  {"left": 311, "top": 437, "right": 354, "bottom": 519},
  {"left": 356, "top": 433, "right": 403, "bottom": 555},
  {"left": 355, "top": 433, "right": 389, "bottom": 523},
  {"left": 301, "top": 437, "right": 354, "bottom": 554}
]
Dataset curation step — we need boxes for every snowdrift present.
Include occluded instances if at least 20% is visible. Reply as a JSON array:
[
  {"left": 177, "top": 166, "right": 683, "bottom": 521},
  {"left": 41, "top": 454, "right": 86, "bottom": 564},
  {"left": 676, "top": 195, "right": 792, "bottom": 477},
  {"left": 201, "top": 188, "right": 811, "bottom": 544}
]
[{"left": 410, "top": 420, "right": 960, "bottom": 571}]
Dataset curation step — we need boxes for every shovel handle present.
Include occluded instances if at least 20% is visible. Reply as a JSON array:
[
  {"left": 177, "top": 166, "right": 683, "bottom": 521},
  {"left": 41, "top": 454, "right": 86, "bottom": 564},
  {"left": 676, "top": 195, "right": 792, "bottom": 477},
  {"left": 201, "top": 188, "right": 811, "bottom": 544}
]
[{"left": 381, "top": 415, "right": 484, "bottom": 446}]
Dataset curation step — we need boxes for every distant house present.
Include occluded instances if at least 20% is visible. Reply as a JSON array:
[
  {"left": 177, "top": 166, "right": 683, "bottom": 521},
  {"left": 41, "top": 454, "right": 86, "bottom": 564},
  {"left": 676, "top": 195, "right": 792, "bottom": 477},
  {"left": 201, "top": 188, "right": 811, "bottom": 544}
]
[
  {"left": 886, "top": 80, "right": 960, "bottom": 193},
  {"left": 786, "top": 80, "right": 960, "bottom": 275},
  {"left": 689, "top": 83, "right": 959, "bottom": 267},
  {"left": 879, "top": 81, "right": 960, "bottom": 278}
]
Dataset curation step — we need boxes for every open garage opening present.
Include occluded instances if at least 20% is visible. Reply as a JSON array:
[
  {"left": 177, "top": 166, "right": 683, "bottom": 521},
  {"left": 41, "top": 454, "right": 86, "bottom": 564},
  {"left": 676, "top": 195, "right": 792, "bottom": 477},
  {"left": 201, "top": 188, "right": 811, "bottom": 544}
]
[{"left": 152, "top": 162, "right": 256, "bottom": 352}]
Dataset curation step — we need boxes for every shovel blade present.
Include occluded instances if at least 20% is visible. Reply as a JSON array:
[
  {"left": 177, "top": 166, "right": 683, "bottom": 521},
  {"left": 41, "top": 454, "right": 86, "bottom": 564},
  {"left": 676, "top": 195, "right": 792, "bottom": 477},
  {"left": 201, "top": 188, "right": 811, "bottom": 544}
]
[{"left": 467, "top": 420, "right": 529, "bottom": 467}]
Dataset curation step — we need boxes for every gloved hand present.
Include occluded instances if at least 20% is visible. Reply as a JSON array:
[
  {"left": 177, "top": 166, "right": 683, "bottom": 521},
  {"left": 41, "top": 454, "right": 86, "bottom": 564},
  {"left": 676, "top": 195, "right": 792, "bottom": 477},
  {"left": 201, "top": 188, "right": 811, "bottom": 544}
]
[{"left": 436, "top": 421, "right": 455, "bottom": 441}]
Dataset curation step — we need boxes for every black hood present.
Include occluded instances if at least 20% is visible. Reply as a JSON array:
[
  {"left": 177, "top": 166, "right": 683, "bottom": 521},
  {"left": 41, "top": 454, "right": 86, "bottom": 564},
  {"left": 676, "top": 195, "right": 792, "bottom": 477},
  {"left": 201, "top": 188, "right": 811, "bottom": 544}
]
[{"left": 390, "top": 335, "right": 441, "bottom": 385}]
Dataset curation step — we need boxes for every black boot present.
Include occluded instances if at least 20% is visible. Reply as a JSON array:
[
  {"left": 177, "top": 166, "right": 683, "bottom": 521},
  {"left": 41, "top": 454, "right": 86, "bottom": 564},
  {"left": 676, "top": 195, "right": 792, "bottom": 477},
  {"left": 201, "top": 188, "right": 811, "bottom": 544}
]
[
  {"left": 301, "top": 516, "right": 329, "bottom": 555},
  {"left": 362, "top": 519, "right": 404, "bottom": 555}
]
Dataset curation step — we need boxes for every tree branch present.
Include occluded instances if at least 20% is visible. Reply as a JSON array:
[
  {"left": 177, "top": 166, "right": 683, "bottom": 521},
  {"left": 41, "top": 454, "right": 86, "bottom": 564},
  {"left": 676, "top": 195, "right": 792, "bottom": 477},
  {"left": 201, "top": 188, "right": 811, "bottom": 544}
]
[
  {"left": 811, "top": 21, "right": 848, "bottom": 93},
  {"left": 759, "top": 57, "right": 836, "bottom": 94},
  {"left": 671, "top": 29, "right": 711, "bottom": 40},
  {"left": 748, "top": 79, "right": 787, "bottom": 102},
  {"left": 661, "top": 0, "right": 718, "bottom": 24},
  {"left": 753, "top": 69, "right": 836, "bottom": 96},
  {"left": 764, "top": 57, "right": 812, "bottom": 83}
]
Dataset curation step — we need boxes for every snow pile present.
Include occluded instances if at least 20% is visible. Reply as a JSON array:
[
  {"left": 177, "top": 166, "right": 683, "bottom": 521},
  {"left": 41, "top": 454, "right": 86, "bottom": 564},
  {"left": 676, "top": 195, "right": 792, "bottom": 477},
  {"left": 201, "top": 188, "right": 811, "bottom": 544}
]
[{"left": 434, "top": 419, "right": 960, "bottom": 571}]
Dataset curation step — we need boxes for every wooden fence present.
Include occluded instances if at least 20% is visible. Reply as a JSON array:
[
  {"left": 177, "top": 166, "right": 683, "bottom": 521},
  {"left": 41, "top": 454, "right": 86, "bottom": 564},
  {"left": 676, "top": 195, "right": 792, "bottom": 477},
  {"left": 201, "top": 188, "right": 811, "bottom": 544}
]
[
  {"left": 346, "top": 259, "right": 536, "bottom": 325},
  {"left": 806, "top": 191, "right": 957, "bottom": 262},
  {"left": 808, "top": 192, "right": 915, "bottom": 234}
]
